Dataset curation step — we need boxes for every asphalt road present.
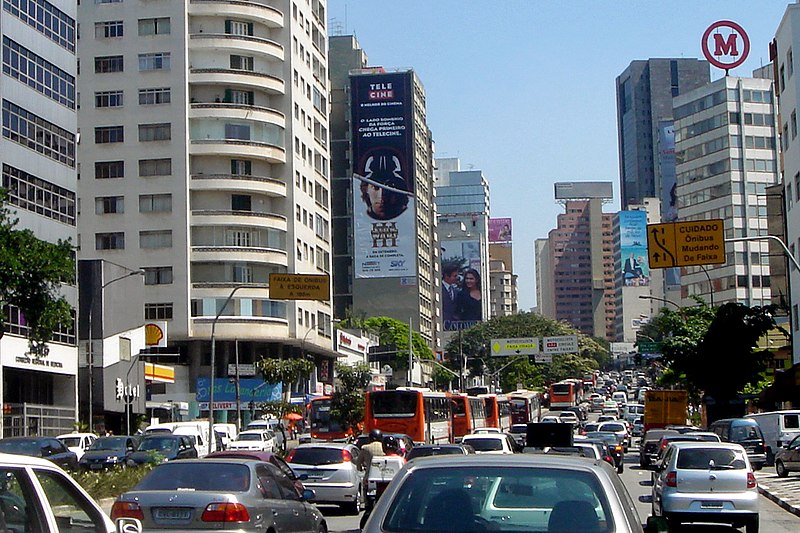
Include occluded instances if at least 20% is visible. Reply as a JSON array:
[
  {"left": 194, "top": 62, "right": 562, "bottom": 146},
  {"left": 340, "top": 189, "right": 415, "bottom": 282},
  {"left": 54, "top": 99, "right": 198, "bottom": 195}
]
[{"left": 318, "top": 409, "right": 800, "bottom": 533}]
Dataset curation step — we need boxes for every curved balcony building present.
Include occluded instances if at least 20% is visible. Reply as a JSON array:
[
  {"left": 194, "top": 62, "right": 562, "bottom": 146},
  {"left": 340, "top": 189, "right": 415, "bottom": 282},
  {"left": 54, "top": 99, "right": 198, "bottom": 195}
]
[{"left": 77, "top": 0, "right": 334, "bottom": 426}]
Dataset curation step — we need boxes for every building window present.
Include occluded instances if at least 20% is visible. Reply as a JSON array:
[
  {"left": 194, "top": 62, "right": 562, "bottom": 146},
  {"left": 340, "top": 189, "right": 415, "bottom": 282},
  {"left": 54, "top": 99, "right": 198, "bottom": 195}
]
[
  {"left": 96, "top": 232, "right": 124, "bottom": 250},
  {"left": 143, "top": 267, "right": 173, "bottom": 285},
  {"left": 138, "top": 87, "right": 170, "bottom": 105},
  {"left": 790, "top": 47, "right": 795, "bottom": 78},
  {"left": 224, "top": 123, "right": 250, "bottom": 140},
  {"left": 225, "top": 20, "right": 253, "bottom": 36},
  {"left": 139, "top": 158, "right": 171, "bottom": 176},
  {"left": 788, "top": 184, "right": 793, "bottom": 210},
  {"left": 231, "top": 194, "right": 251, "bottom": 211},
  {"left": 144, "top": 303, "right": 173, "bottom": 320},
  {"left": 95, "top": 196, "right": 124, "bottom": 214},
  {"left": 793, "top": 111, "right": 798, "bottom": 140},
  {"left": 138, "top": 17, "right": 170, "bottom": 36},
  {"left": 2, "top": 0, "right": 76, "bottom": 52},
  {"left": 94, "top": 20, "right": 123, "bottom": 38},
  {"left": 2, "top": 100, "right": 75, "bottom": 166},
  {"left": 95, "top": 125, "right": 124, "bottom": 144},
  {"left": 138, "top": 123, "right": 171, "bottom": 142},
  {"left": 95, "top": 90, "right": 123, "bottom": 108},
  {"left": 95, "top": 161, "right": 124, "bottom": 179},
  {"left": 140, "top": 230, "right": 172, "bottom": 249},
  {"left": 2, "top": 37, "right": 76, "bottom": 109},
  {"left": 2, "top": 163, "right": 76, "bottom": 225},
  {"left": 95, "top": 55, "right": 123, "bottom": 73},
  {"left": 781, "top": 64, "right": 786, "bottom": 93},
  {"left": 231, "top": 159, "right": 252, "bottom": 175},
  {"left": 795, "top": 173, "right": 800, "bottom": 202},
  {"left": 224, "top": 89, "right": 254, "bottom": 105},
  {"left": 230, "top": 55, "right": 253, "bottom": 71},
  {"left": 138, "top": 52, "right": 170, "bottom": 71},
  {"left": 139, "top": 193, "right": 172, "bottom": 213},
  {"left": 232, "top": 264, "right": 252, "bottom": 282}
]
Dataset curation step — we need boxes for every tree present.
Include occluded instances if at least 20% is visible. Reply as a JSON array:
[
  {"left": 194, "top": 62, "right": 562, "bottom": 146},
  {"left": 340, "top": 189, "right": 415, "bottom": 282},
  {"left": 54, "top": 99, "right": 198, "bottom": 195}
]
[
  {"left": 329, "top": 362, "right": 372, "bottom": 437},
  {"left": 545, "top": 353, "right": 599, "bottom": 383},
  {"left": 0, "top": 191, "right": 75, "bottom": 356},
  {"left": 255, "top": 357, "right": 315, "bottom": 450},
  {"left": 362, "top": 316, "right": 435, "bottom": 369}
]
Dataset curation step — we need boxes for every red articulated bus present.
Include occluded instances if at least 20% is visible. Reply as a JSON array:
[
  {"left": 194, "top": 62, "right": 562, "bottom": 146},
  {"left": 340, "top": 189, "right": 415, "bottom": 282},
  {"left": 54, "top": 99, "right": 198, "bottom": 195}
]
[
  {"left": 364, "top": 388, "right": 452, "bottom": 444},
  {"left": 549, "top": 380, "right": 584, "bottom": 409},
  {"left": 507, "top": 390, "right": 541, "bottom": 424},
  {"left": 479, "top": 394, "right": 513, "bottom": 432},
  {"left": 450, "top": 393, "right": 488, "bottom": 439}
]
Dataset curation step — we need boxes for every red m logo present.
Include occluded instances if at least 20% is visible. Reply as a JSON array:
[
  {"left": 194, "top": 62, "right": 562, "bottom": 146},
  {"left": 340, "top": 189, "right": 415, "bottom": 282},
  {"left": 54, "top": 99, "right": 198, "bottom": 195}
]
[{"left": 713, "top": 33, "right": 739, "bottom": 57}]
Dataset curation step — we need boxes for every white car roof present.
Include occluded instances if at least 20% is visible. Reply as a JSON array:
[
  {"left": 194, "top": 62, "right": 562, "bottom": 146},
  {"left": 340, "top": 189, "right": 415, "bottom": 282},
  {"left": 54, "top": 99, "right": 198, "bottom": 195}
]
[
  {"left": 238, "top": 429, "right": 269, "bottom": 435},
  {"left": 57, "top": 432, "right": 96, "bottom": 439},
  {"left": 463, "top": 433, "right": 507, "bottom": 440},
  {"left": 0, "top": 452, "right": 63, "bottom": 469}
]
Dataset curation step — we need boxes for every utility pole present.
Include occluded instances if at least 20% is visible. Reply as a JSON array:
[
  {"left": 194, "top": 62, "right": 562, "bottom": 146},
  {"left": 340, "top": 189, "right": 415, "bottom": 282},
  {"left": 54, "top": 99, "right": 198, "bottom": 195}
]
[{"left": 407, "top": 317, "right": 413, "bottom": 386}]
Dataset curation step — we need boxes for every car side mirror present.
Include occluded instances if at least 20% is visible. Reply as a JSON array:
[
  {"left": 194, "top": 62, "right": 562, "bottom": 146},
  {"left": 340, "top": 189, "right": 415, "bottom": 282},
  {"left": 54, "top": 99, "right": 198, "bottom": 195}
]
[{"left": 301, "top": 488, "right": 316, "bottom": 501}]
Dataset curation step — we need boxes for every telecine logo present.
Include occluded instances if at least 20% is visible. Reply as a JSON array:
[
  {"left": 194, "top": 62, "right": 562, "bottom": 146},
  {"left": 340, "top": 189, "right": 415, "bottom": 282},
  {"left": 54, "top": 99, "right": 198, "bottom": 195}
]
[
  {"left": 368, "top": 82, "right": 394, "bottom": 100},
  {"left": 702, "top": 20, "right": 750, "bottom": 70}
]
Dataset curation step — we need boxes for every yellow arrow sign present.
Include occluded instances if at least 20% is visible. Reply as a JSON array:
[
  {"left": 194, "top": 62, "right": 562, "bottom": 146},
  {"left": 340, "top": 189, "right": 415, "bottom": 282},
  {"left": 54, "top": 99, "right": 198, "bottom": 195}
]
[{"left": 647, "top": 220, "right": 725, "bottom": 269}]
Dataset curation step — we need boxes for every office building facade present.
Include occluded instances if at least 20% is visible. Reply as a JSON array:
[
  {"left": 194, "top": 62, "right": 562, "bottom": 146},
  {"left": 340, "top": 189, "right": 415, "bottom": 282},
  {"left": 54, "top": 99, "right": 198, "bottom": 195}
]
[
  {"left": 77, "top": 0, "right": 336, "bottom": 425},
  {"left": 617, "top": 59, "right": 710, "bottom": 209}
]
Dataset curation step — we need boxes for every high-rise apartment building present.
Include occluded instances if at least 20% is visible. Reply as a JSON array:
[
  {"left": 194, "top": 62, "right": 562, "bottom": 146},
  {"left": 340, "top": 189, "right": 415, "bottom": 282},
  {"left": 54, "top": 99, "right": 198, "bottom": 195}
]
[
  {"left": 540, "top": 183, "right": 615, "bottom": 340},
  {"left": 617, "top": 59, "right": 710, "bottom": 209},
  {"left": 328, "top": 38, "right": 437, "bottom": 347},
  {"left": 775, "top": 4, "right": 800, "bottom": 365},
  {"left": 76, "top": 0, "right": 336, "bottom": 425},
  {"left": 672, "top": 76, "right": 778, "bottom": 309},
  {"left": 1, "top": 0, "right": 79, "bottom": 436}
]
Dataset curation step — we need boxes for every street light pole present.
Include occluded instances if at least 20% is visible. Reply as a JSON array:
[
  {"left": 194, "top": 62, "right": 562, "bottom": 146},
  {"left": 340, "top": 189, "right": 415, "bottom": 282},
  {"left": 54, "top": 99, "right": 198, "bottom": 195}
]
[
  {"left": 125, "top": 351, "right": 142, "bottom": 435},
  {"left": 88, "top": 268, "right": 144, "bottom": 432},
  {"left": 209, "top": 285, "right": 247, "bottom": 455}
]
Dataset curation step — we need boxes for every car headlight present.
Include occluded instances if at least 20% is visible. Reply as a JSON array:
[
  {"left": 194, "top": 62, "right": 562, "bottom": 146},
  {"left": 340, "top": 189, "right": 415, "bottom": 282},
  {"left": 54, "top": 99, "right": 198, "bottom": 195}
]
[{"left": 107, "top": 456, "right": 119, "bottom": 463}]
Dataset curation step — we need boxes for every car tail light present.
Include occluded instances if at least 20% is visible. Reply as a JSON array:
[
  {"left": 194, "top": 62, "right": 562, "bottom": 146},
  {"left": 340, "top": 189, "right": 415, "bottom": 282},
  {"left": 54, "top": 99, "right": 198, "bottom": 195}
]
[
  {"left": 665, "top": 471, "right": 677, "bottom": 488},
  {"left": 111, "top": 501, "right": 144, "bottom": 521},
  {"left": 285, "top": 449, "right": 296, "bottom": 462},
  {"left": 747, "top": 472, "right": 757, "bottom": 489},
  {"left": 660, "top": 440, "right": 668, "bottom": 450},
  {"left": 202, "top": 502, "right": 250, "bottom": 523},
  {"left": 341, "top": 448, "right": 352, "bottom": 462},
  {"left": 604, "top": 455, "right": 614, "bottom": 465}
]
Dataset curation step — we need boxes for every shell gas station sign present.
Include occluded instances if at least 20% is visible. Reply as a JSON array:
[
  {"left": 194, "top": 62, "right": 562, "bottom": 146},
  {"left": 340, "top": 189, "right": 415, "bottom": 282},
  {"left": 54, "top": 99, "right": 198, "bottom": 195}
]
[{"left": 144, "top": 321, "right": 167, "bottom": 347}]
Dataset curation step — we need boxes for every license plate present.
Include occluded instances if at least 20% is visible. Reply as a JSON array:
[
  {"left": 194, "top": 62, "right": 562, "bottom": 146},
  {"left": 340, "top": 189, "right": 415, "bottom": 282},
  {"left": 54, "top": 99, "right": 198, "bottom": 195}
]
[
  {"left": 701, "top": 501, "right": 723, "bottom": 509},
  {"left": 154, "top": 508, "right": 192, "bottom": 520},
  {"left": 90, "top": 464, "right": 103, "bottom": 470}
]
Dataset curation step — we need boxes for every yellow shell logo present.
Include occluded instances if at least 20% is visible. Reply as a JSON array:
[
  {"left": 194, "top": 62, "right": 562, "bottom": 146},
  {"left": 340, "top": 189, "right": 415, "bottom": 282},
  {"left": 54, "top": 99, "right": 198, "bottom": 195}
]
[{"left": 145, "top": 323, "right": 164, "bottom": 346}]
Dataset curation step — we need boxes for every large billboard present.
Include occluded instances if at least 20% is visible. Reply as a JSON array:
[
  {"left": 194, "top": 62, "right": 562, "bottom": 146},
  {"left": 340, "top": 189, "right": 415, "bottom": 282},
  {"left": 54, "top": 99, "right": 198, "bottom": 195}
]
[
  {"left": 620, "top": 210, "right": 650, "bottom": 287},
  {"left": 657, "top": 120, "right": 680, "bottom": 287},
  {"left": 489, "top": 218, "right": 512, "bottom": 243},
  {"left": 441, "top": 239, "right": 483, "bottom": 331},
  {"left": 554, "top": 181, "right": 613, "bottom": 200},
  {"left": 351, "top": 72, "right": 417, "bottom": 278}
]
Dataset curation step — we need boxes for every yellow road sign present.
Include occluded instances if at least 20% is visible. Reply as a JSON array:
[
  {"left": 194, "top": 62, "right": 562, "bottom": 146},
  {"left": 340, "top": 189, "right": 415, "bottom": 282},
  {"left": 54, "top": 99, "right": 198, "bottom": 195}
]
[
  {"left": 269, "top": 273, "right": 330, "bottom": 300},
  {"left": 490, "top": 338, "right": 539, "bottom": 356},
  {"left": 647, "top": 219, "right": 725, "bottom": 269}
]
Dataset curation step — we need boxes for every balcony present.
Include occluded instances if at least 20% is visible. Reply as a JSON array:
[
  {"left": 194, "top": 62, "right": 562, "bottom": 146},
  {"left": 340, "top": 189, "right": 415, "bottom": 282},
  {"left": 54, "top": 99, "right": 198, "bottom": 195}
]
[
  {"left": 189, "top": 103, "right": 285, "bottom": 129},
  {"left": 189, "top": 68, "right": 284, "bottom": 95},
  {"left": 190, "top": 210, "right": 287, "bottom": 231},
  {"left": 190, "top": 33, "right": 283, "bottom": 62},
  {"left": 191, "top": 174, "right": 286, "bottom": 197},
  {"left": 189, "top": 139, "right": 285, "bottom": 163},
  {"left": 191, "top": 246, "right": 288, "bottom": 267},
  {"left": 189, "top": 0, "right": 284, "bottom": 28}
]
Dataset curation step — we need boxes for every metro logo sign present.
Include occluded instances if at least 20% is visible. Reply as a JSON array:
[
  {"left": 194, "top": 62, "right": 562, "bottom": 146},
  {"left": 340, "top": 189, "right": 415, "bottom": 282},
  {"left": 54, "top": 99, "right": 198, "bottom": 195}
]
[{"left": 702, "top": 20, "right": 749, "bottom": 71}]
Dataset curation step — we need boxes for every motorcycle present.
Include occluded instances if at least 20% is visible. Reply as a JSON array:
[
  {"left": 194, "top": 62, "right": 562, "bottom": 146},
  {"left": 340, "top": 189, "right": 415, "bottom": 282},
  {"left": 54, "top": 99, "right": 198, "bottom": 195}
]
[{"left": 359, "top": 455, "right": 406, "bottom": 529}]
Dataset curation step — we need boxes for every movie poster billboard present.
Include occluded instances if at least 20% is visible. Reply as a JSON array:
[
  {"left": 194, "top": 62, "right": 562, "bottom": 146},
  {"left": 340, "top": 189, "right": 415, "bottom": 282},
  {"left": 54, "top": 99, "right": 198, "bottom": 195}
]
[
  {"left": 620, "top": 210, "right": 650, "bottom": 287},
  {"left": 488, "top": 218, "right": 512, "bottom": 243},
  {"left": 351, "top": 72, "right": 417, "bottom": 278},
  {"left": 441, "top": 239, "right": 483, "bottom": 331}
]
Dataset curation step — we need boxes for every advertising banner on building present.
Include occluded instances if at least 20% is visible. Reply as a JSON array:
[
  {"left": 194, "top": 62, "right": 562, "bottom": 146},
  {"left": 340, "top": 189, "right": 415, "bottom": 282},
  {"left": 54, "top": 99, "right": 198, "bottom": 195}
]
[
  {"left": 351, "top": 72, "right": 417, "bottom": 278},
  {"left": 195, "top": 377, "right": 282, "bottom": 403},
  {"left": 441, "top": 239, "right": 483, "bottom": 331},
  {"left": 488, "top": 218, "right": 512, "bottom": 243},
  {"left": 657, "top": 120, "right": 680, "bottom": 287},
  {"left": 620, "top": 210, "right": 650, "bottom": 286}
]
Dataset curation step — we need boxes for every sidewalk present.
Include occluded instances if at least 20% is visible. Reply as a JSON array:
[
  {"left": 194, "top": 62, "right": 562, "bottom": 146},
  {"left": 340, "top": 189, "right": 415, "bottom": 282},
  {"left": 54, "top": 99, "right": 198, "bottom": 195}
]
[{"left": 755, "top": 470, "right": 800, "bottom": 516}]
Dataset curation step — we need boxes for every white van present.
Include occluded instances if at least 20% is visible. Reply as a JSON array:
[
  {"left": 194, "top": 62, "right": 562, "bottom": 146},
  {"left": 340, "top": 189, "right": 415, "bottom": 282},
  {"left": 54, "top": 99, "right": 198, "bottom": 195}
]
[
  {"left": 746, "top": 410, "right": 800, "bottom": 464},
  {"left": 213, "top": 423, "right": 238, "bottom": 449},
  {"left": 247, "top": 418, "right": 286, "bottom": 451},
  {"left": 611, "top": 391, "right": 628, "bottom": 406},
  {"left": 624, "top": 403, "right": 645, "bottom": 424},
  {"left": 144, "top": 421, "right": 222, "bottom": 457}
]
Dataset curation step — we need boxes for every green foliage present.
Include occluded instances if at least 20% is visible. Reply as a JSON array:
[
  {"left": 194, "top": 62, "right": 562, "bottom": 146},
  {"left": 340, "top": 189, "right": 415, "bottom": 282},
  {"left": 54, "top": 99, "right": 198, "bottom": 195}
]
[
  {"left": 362, "top": 316, "right": 435, "bottom": 368},
  {"left": 330, "top": 363, "right": 372, "bottom": 435},
  {"left": 499, "top": 357, "right": 542, "bottom": 392},
  {"left": 0, "top": 190, "right": 75, "bottom": 355},
  {"left": 258, "top": 400, "right": 302, "bottom": 419},
  {"left": 72, "top": 464, "right": 156, "bottom": 500},
  {"left": 257, "top": 358, "right": 315, "bottom": 389},
  {"left": 544, "top": 353, "right": 599, "bottom": 383}
]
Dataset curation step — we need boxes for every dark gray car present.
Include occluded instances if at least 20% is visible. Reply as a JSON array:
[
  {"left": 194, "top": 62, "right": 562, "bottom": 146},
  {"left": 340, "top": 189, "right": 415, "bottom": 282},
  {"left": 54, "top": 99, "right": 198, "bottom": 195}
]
[
  {"left": 0, "top": 436, "right": 79, "bottom": 471},
  {"left": 112, "top": 459, "right": 326, "bottom": 531}
]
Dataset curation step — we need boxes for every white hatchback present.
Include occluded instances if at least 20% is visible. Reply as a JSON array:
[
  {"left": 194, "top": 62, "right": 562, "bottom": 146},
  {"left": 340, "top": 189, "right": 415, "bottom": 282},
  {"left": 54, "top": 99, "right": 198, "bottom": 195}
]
[
  {"left": 57, "top": 432, "right": 97, "bottom": 460},
  {"left": 461, "top": 433, "right": 516, "bottom": 455},
  {"left": 227, "top": 429, "right": 275, "bottom": 452}
]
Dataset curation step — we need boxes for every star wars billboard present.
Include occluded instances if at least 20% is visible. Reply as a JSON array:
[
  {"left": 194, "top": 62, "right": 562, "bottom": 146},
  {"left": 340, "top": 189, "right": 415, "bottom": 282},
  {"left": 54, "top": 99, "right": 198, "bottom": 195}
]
[{"left": 351, "top": 72, "right": 417, "bottom": 278}]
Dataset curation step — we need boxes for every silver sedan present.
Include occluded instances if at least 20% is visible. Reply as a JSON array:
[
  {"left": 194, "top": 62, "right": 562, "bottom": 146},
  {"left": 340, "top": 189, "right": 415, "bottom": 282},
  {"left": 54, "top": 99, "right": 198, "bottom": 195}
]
[{"left": 111, "top": 458, "right": 327, "bottom": 532}]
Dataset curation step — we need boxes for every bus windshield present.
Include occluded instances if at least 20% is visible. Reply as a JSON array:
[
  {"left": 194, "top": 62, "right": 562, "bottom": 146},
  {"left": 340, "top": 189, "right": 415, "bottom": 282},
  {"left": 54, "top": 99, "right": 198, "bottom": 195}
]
[
  {"left": 552, "top": 384, "right": 572, "bottom": 395},
  {"left": 372, "top": 391, "right": 417, "bottom": 417},
  {"left": 310, "top": 399, "right": 344, "bottom": 432}
]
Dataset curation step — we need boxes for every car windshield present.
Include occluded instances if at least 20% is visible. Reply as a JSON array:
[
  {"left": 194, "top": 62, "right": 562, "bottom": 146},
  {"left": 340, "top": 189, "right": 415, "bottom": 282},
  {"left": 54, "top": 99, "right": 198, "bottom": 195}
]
[
  {"left": 599, "top": 423, "right": 625, "bottom": 432},
  {"left": 463, "top": 438, "right": 503, "bottom": 452},
  {"left": 0, "top": 440, "right": 41, "bottom": 456},
  {"left": 381, "top": 466, "right": 613, "bottom": 532},
  {"left": 407, "top": 447, "right": 464, "bottom": 460},
  {"left": 136, "top": 463, "right": 250, "bottom": 491},
  {"left": 138, "top": 438, "right": 178, "bottom": 452},
  {"left": 677, "top": 448, "right": 746, "bottom": 470},
  {"left": 730, "top": 424, "right": 763, "bottom": 441},
  {"left": 87, "top": 437, "right": 128, "bottom": 451},
  {"left": 238, "top": 433, "right": 263, "bottom": 441},
  {"left": 509, "top": 426, "right": 527, "bottom": 434},
  {"left": 59, "top": 437, "right": 82, "bottom": 447},
  {"left": 290, "top": 447, "right": 345, "bottom": 466}
]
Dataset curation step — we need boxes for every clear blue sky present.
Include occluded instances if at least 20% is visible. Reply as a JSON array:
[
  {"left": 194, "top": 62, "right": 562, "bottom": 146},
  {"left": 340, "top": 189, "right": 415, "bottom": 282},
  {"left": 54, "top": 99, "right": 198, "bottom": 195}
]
[{"left": 328, "top": 1, "right": 791, "bottom": 310}]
